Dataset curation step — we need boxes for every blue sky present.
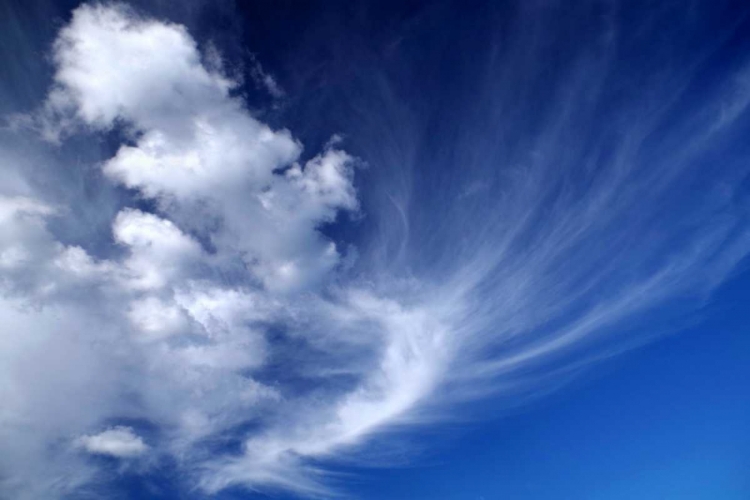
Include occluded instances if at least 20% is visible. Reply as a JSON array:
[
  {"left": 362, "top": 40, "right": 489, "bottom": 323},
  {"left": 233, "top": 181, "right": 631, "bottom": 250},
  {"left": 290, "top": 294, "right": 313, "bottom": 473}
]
[{"left": 1, "top": 0, "right": 749, "bottom": 499}]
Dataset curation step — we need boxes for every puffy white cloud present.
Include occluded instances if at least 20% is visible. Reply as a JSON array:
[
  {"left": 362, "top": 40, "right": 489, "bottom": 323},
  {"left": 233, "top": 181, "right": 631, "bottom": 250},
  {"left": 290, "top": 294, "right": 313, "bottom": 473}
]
[
  {"left": 48, "top": 3, "right": 356, "bottom": 293},
  {"left": 112, "top": 208, "right": 202, "bottom": 290},
  {"left": 127, "top": 295, "right": 192, "bottom": 341},
  {"left": 0, "top": 7, "right": 365, "bottom": 495},
  {"left": 75, "top": 427, "right": 148, "bottom": 458},
  {"left": 50, "top": 4, "right": 235, "bottom": 129},
  {"left": 53, "top": 245, "right": 112, "bottom": 279}
]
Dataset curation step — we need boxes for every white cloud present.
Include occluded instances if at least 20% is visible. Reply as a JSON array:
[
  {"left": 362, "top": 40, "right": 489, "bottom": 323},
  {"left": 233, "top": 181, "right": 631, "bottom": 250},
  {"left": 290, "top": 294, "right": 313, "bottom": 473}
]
[
  {"left": 127, "top": 296, "right": 192, "bottom": 341},
  {"left": 53, "top": 245, "right": 111, "bottom": 279},
  {"left": 76, "top": 427, "right": 148, "bottom": 458},
  {"left": 46, "top": 3, "right": 357, "bottom": 293},
  {"left": 112, "top": 208, "right": 202, "bottom": 290},
  {"left": 2, "top": 2, "right": 750, "bottom": 500},
  {"left": 50, "top": 4, "right": 235, "bottom": 129}
]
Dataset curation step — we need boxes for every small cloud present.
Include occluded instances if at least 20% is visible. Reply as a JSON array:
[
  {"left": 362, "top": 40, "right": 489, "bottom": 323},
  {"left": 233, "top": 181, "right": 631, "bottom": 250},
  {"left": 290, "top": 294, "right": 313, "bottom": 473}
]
[
  {"left": 249, "top": 54, "right": 285, "bottom": 98},
  {"left": 75, "top": 426, "right": 148, "bottom": 458}
]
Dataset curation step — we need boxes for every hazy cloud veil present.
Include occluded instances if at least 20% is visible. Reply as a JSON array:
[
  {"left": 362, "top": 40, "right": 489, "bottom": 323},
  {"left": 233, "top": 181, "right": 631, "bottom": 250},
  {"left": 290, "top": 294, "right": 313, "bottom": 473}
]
[{"left": 1, "top": 1, "right": 750, "bottom": 498}]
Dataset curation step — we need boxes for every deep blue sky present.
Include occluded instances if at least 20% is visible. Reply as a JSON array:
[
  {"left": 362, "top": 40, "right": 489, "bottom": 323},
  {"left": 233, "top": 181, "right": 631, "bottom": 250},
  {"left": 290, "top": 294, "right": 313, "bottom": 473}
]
[{"left": 1, "top": 1, "right": 750, "bottom": 499}]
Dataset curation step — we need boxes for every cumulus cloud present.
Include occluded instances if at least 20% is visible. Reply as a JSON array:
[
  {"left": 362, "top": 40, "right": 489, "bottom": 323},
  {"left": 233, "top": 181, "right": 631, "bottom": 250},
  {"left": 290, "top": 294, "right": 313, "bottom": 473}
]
[
  {"left": 48, "top": 2, "right": 357, "bottom": 293},
  {"left": 76, "top": 427, "right": 148, "bottom": 458},
  {"left": 2, "top": 2, "right": 750, "bottom": 500},
  {"left": 0, "top": 4, "right": 363, "bottom": 497},
  {"left": 112, "top": 208, "right": 203, "bottom": 290}
]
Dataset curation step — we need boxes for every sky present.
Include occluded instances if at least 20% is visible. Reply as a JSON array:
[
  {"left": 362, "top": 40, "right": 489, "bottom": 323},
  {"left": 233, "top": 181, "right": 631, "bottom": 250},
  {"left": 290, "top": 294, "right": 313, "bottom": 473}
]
[{"left": 0, "top": 0, "right": 749, "bottom": 499}]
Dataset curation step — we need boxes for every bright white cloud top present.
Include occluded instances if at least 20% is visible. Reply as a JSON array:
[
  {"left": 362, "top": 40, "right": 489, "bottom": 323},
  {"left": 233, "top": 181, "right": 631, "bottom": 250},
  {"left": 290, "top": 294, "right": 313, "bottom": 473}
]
[
  {"left": 1, "top": 3, "right": 750, "bottom": 499},
  {"left": 76, "top": 427, "right": 149, "bottom": 458}
]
